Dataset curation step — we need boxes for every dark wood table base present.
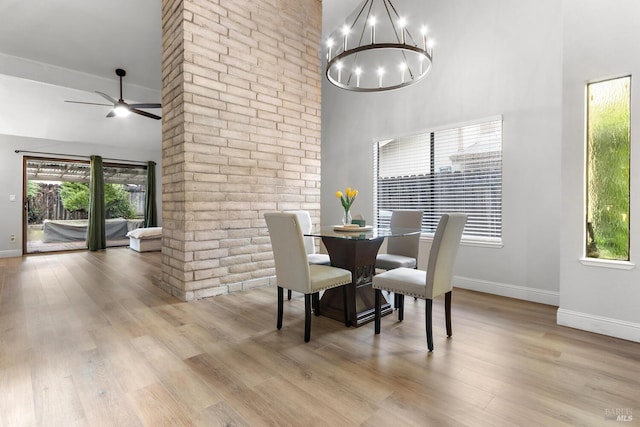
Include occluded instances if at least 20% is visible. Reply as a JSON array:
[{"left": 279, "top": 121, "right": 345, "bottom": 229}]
[{"left": 319, "top": 236, "right": 393, "bottom": 327}]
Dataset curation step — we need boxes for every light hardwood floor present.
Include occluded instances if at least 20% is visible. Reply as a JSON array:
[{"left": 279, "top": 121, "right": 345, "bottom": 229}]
[{"left": 1, "top": 249, "right": 638, "bottom": 426}]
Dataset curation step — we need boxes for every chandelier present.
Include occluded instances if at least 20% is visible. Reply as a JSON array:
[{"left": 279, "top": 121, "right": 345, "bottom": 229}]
[{"left": 325, "top": 0, "right": 434, "bottom": 92}]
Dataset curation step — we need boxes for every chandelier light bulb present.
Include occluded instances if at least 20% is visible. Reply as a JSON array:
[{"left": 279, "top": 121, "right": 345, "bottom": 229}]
[
  {"left": 398, "top": 17, "right": 407, "bottom": 44},
  {"left": 326, "top": 38, "right": 334, "bottom": 59},
  {"left": 342, "top": 25, "right": 350, "bottom": 51},
  {"left": 399, "top": 62, "right": 407, "bottom": 83},
  {"left": 369, "top": 16, "right": 376, "bottom": 44},
  {"left": 421, "top": 26, "right": 428, "bottom": 49},
  {"left": 377, "top": 67, "right": 385, "bottom": 87},
  {"left": 427, "top": 39, "right": 435, "bottom": 57},
  {"left": 336, "top": 61, "right": 343, "bottom": 83}
]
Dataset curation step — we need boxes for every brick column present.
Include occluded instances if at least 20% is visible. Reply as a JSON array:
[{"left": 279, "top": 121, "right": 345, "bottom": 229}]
[{"left": 160, "top": 0, "right": 322, "bottom": 300}]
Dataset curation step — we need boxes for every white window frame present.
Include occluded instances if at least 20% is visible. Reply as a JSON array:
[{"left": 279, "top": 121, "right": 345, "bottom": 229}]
[
  {"left": 581, "top": 75, "right": 633, "bottom": 268},
  {"left": 373, "top": 116, "right": 503, "bottom": 245}
]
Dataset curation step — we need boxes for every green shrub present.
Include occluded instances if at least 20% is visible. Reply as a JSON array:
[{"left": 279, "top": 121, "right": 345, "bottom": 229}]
[{"left": 60, "top": 182, "right": 135, "bottom": 219}]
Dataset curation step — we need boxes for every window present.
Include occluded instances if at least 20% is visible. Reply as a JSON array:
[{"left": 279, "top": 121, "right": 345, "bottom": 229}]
[
  {"left": 24, "top": 158, "right": 147, "bottom": 253},
  {"left": 585, "top": 76, "right": 631, "bottom": 261},
  {"left": 374, "top": 117, "right": 502, "bottom": 242}
]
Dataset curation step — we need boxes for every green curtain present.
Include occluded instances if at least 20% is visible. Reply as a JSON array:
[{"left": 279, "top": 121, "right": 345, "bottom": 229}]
[
  {"left": 144, "top": 161, "right": 158, "bottom": 227},
  {"left": 87, "top": 155, "right": 106, "bottom": 251}
]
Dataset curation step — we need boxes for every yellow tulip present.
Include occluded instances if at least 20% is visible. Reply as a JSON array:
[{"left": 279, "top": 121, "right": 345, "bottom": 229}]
[{"left": 337, "top": 186, "right": 357, "bottom": 213}]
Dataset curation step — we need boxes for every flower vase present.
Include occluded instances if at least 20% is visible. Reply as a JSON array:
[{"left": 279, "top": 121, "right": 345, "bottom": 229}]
[{"left": 342, "top": 209, "right": 352, "bottom": 226}]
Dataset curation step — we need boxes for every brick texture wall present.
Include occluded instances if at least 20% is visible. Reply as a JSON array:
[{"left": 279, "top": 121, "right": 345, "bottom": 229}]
[{"left": 160, "top": 0, "right": 322, "bottom": 300}]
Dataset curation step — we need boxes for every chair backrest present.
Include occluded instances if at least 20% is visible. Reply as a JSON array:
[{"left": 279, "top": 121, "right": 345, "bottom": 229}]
[
  {"left": 386, "top": 210, "right": 423, "bottom": 259},
  {"left": 288, "top": 210, "right": 316, "bottom": 255},
  {"left": 425, "top": 213, "right": 468, "bottom": 298},
  {"left": 264, "top": 212, "right": 312, "bottom": 294}
]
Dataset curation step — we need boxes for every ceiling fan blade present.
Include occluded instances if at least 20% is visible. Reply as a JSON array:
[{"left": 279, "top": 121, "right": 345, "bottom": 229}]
[
  {"left": 106, "top": 110, "right": 116, "bottom": 118},
  {"left": 129, "top": 103, "right": 162, "bottom": 109},
  {"left": 64, "top": 100, "right": 112, "bottom": 107},
  {"left": 130, "top": 108, "right": 161, "bottom": 120},
  {"left": 95, "top": 91, "right": 118, "bottom": 105}
]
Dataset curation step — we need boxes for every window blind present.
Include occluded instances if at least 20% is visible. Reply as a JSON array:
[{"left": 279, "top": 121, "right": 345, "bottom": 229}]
[{"left": 374, "top": 118, "right": 502, "bottom": 241}]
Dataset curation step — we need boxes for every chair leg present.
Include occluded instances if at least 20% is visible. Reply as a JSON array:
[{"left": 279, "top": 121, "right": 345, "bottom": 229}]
[
  {"left": 312, "top": 292, "right": 320, "bottom": 316},
  {"left": 342, "top": 285, "right": 350, "bottom": 327},
  {"left": 397, "top": 294, "right": 405, "bottom": 321},
  {"left": 277, "top": 286, "right": 284, "bottom": 330},
  {"left": 425, "top": 299, "right": 434, "bottom": 351},
  {"left": 374, "top": 288, "right": 381, "bottom": 334},
  {"left": 445, "top": 291, "right": 452, "bottom": 337},
  {"left": 304, "top": 294, "right": 312, "bottom": 342},
  {"left": 287, "top": 289, "right": 292, "bottom": 300}
]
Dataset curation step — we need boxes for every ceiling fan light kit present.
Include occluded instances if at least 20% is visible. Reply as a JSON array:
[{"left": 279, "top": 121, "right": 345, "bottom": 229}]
[
  {"left": 113, "top": 104, "right": 131, "bottom": 117},
  {"left": 65, "top": 68, "right": 162, "bottom": 120}
]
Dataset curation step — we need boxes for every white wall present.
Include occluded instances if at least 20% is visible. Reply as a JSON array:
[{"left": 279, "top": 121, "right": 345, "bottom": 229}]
[
  {"left": 0, "top": 58, "right": 162, "bottom": 151},
  {"left": 0, "top": 134, "right": 162, "bottom": 258},
  {"left": 322, "top": 0, "right": 563, "bottom": 305},
  {"left": 559, "top": 0, "right": 640, "bottom": 342}
]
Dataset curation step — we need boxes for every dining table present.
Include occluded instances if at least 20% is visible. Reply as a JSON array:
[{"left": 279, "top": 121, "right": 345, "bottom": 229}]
[{"left": 305, "top": 225, "right": 421, "bottom": 327}]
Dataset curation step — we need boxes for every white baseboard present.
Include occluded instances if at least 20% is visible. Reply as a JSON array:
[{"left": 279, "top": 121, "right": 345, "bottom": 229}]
[
  {"left": 454, "top": 276, "right": 559, "bottom": 306},
  {"left": 454, "top": 276, "right": 640, "bottom": 342},
  {"left": 557, "top": 308, "right": 640, "bottom": 343},
  {"left": 0, "top": 249, "right": 21, "bottom": 258}
]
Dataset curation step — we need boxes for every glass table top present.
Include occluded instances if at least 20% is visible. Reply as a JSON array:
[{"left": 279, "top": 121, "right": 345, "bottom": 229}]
[{"left": 306, "top": 226, "right": 421, "bottom": 240}]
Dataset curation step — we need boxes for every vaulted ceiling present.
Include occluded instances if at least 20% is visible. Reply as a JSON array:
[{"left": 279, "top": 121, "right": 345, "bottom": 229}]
[
  {"left": 0, "top": 0, "right": 162, "bottom": 90},
  {"left": 0, "top": 0, "right": 162, "bottom": 151},
  {"left": 0, "top": 0, "right": 360, "bottom": 151}
]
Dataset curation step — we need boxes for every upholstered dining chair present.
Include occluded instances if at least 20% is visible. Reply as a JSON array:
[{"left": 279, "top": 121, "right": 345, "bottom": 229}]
[
  {"left": 287, "top": 210, "right": 331, "bottom": 300},
  {"left": 375, "top": 209, "right": 423, "bottom": 271},
  {"left": 372, "top": 213, "right": 467, "bottom": 351},
  {"left": 375, "top": 210, "right": 423, "bottom": 309},
  {"left": 290, "top": 210, "right": 331, "bottom": 266},
  {"left": 264, "top": 212, "right": 352, "bottom": 342}
]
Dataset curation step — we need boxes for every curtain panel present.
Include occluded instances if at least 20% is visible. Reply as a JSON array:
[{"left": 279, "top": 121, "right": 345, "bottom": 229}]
[
  {"left": 144, "top": 161, "right": 157, "bottom": 227},
  {"left": 87, "top": 155, "right": 106, "bottom": 251}
]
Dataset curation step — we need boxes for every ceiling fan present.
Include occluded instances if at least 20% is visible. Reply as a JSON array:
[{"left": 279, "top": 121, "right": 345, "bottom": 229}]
[{"left": 65, "top": 68, "right": 161, "bottom": 120}]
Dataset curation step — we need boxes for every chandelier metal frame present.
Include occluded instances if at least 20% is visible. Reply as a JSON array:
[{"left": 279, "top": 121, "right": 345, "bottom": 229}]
[{"left": 325, "top": 0, "right": 434, "bottom": 92}]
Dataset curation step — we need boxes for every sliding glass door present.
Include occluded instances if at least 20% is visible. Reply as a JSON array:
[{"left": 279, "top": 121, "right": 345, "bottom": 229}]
[{"left": 24, "top": 157, "right": 147, "bottom": 254}]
